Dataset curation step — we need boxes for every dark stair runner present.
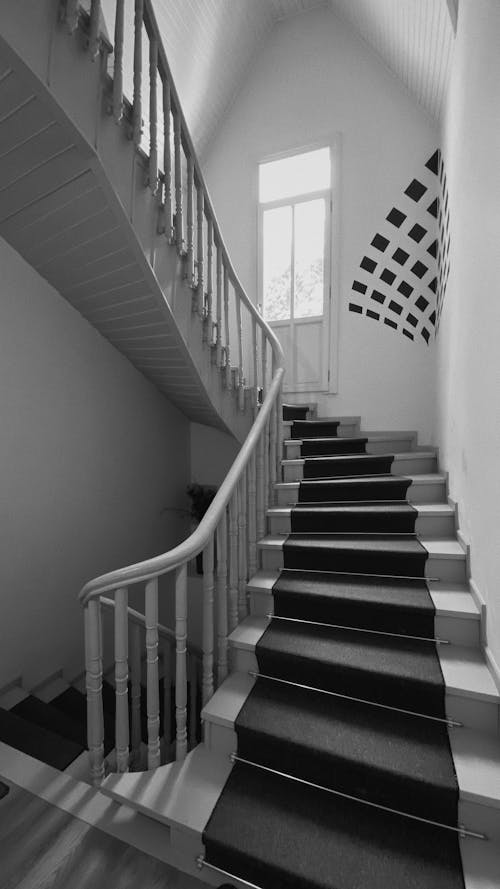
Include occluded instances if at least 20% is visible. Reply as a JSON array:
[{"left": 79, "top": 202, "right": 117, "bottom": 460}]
[{"left": 204, "top": 410, "right": 465, "bottom": 888}]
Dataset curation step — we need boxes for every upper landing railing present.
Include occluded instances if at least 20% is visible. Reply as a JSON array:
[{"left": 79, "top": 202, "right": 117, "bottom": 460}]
[{"left": 60, "top": 0, "right": 284, "bottom": 783}]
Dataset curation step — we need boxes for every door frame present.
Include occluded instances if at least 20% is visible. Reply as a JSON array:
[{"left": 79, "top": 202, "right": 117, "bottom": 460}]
[{"left": 255, "top": 133, "right": 341, "bottom": 394}]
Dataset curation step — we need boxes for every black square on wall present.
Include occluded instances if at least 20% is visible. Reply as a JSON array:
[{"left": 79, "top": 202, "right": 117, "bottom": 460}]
[
  {"left": 380, "top": 268, "right": 396, "bottom": 285},
  {"left": 427, "top": 240, "right": 438, "bottom": 258},
  {"left": 428, "top": 278, "right": 437, "bottom": 293},
  {"left": 349, "top": 303, "right": 363, "bottom": 314},
  {"left": 429, "top": 311, "right": 436, "bottom": 326},
  {"left": 406, "top": 313, "right": 418, "bottom": 328},
  {"left": 425, "top": 151, "right": 440, "bottom": 175},
  {"left": 427, "top": 198, "right": 439, "bottom": 218},
  {"left": 361, "top": 256, "right": 377, "bottom": 273},
  {"left": 367, "top": 309, "right": 380, "bottom": 320},
  {"left": 411, "top": 260, "right": 428, "bottom": 279},
  {"left": 371, "top": 289, "right": 386, "bottom": 304},
  {"left": 405, "top": 179, "right": 427, "bottom": 202},
  {"left": 386, "top": 208, "right": 406, "bottom": 228},
  {"left": 397, "top": 281, "right": 413, "bottom": 298},
  {"left": 353, "top": 280, "right": 367, "bottom": 294},
  {"left": 408, "top": 223, "right": 427, "bottom": 243},
  {"left": 393, "top": 248, "right": 410, "bottom": 266},
  {"left": 384, "top": 318, "right": 397, "bottom": 330},
  {"left": 388, "top": 300, "right": 403, "bottom": 315},
  {"left": 371, "top": 233, "right": 390, "bottom": 252},
  {"left": 403, "top": 329, "right": 414, "bottom": 340},
  {"left": 415, "top": 295, "right": 429, "bottom": 311},
  {"left": 421, "top": 327, "right": 430, "bottom": 343}
]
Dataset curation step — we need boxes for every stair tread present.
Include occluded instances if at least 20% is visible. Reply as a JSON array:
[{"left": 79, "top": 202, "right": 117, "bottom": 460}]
[
  {"left": 0, "top": 706, "right": 83, "bottom": 770},
  {"left": 268, "top": 502, "right": 454, "bottom": 515},
  {"left": 258, "top": 534, "right": 466, "bottom": 558},
  {"left": 283, "top": 450, "right": 436, "bottom": 464},
  {"left": 203, "top": 762, "right": 464, "bottom": 889},
  {"left": 11, "top": 695, "right": 86, "bottom": 748},
  {"left": 276, "top": 473, "right": 447, "bottom": 486}
]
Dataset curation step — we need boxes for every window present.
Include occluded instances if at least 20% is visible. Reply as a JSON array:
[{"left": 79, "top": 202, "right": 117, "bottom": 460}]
[{"left": 259, "top": 147, "right": 331, "bottom": 323}]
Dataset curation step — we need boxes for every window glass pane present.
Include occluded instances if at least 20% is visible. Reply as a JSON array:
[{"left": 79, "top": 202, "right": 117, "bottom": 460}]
[
  {"left": 294, "top": 199, "right": 325, "bottom": 319},
  {"left": 259, "top": 148, "right": 330, "bottom": 203},
  {"left": 263, "top": 206, "right": 292, "bottom": 322}
]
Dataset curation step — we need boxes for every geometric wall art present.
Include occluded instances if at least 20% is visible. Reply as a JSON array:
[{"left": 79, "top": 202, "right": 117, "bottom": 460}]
[{"left": 349, "top": 151, "right": 440, "bottom": 345}]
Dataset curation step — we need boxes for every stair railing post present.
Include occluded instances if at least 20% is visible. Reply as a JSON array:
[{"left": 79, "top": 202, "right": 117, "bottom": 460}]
[
  {"left": 148, "top": 36, "right": 158, "bottom": 192},
  {"left": 261, "top": 331, "right": 268, "bottom": 401},
  {"left": 114, "top": 587, "right": 130, "bottom": 772},
  {"left": 269, "top": 399, "right": 277, "bottom": 506},
  {"left": 188, "top": 652, "right": 198, "bottom": 748},
  {"left": 88, "top": 0, "right": 101, "bottom": 58},
  {"left": 130, "top": 621, "right": 142, "bottom": 769},
  {"left": 236, "top": 290, "right": 243, "bottom": 395},
  {"left": 173, "top": 108, "right": 183, "bottom": 252},
  {"left": 132, "top": 0, "right": 144, "bottom": 147},
  {"left": 206, "top": 216, "right": 214, "bottom": 337},
  {"left": 237, "top": 470, "right": 248, "bottom": 621},
  {"left": 162, "top": 638, "right": 172, "bottom": 760},
  {"left": 228, "top": 492, "right": 239, "bottom": 632},
  {"left": 202, "top": 538, "right": 215, "bottom": 705},
  {"left": 223, "top": 263, "right": 231, "bottom": 387},
  {"left": 256, "top": 427, "right": 265, "bottom": 541},
  {"left": 145, "top": 577, "right": 161, "bottom": 769},
  {"left": 175, "top": 564, "right": 188, "bottom": 760},
  {"left": 216, "top": 242, "right": 223, "bottom": 366},
  {"left": 216, "top": 510, "right": 229, "bottom": 685},
  {"left": 162, "top": 78, "right": 172, "bottom": 240},
  {"left": 186, "top": 156, "right": 195, "bottom": 284},
  {"left": 263, "top": 415, "right": 270, "bottom": 514},
  {"left": 112, "top": 0, "right": 124, "bottom": 122},
  {"left": 248, "top": 450, "right": 257, "bottom": 578},
  {"left": 85, "top": 599, "right": 105, "bottom": 785},
  {"left": 277, "top": 379, "right": 284, "bottom": 480},
  {"left": 195, "top": 180, "right": 204, "bottom": 315},
  {"left": 252, "top": 316, "right": 258, "bottom": 418}
]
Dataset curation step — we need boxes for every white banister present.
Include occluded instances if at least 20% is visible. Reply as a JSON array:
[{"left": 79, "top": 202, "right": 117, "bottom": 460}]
[
  {"left": 114, "top": 587, "right": 130, "bottom": 772},
  {"left": 132, "top": 0, "right": 143, "bottom": 147},
  {"left": 252, "top": 316, "right": 258, "bottom": 416},
  {"left": 237, "top": 471, "right": 248, "bottom": 620},
  {"left": 130, "top": 621, "right": 142, "bottom": 768},
  {"left": 148, "top": 36, "right": 158, "bottom": 193},
  {"left": 112, "top": 0, "right": 124, "bottom": 123},
  {"left": 162, "top": 639, "right": 172, "bottom": 759},
  {"left": 202, "top": 538, "right": 215, "bottom": 705},
  {"left": 196, "top": 182, "right": 204, "bottom": 315},
  {"left": 216, "top": 510, "right": 228, "bottom": 685},
  {"left": 228, "top": 492, "right": 239, "bottom": 632},
  {"left": 145, "top": 577, "right": 161, "bottom": 769},
  {"left": 189, "top": 653, "right": 198, "bottom": 748},
  {"left": 269, "top": 400, "right": 277, "bottom": 505},
  {"left": 206, "top": 216, "right": 214, "bottom": 332},
  {"left": 187, "top": 155, "right": 195, "bottom": 284},
  {"left": 248, "top": 450, "right": 257, "bottom": 578},
  {"left": 223, "top": 264, "right": 230, "bottom": 387},
  {"left": 162, "top": 78, "right": 172, "bottom": 239},
  {"left": 84, "top": 600, "right": 104, "bottom": 785},
  {"left": 216, "top": 242, "right": 223, "bottom": 366},
  {"left": 175, "top": 564, "right": 188, "bottom": 761},
  {"left": 173, "top": 107, "right": 183, "bottom": 251},
  {"left": 256, "top": 428, "right": 265, "bottom": 541}
]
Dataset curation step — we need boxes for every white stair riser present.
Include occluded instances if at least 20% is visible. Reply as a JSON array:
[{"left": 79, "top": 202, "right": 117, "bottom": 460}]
[
  {"left": 248, "top": 591, "right": 480, "bottom": 648},
  {"left": 282, "top": 454, "right": 437, "bottom": 482},
  {"left": 259, "top": 548, "right": 467, "bottom": 585},
  {"left": 284, "top": 438, "right": 415, "bottom": 460},
  {"left": 267, "top": 512, "right": 456, "bottom": 538},
  {"left": 228, "top": 642, "right": 497, "bottom": 735},
  {"left": 203, "top": 720, "right": 237, "bottom": 757},
  {"left": 275, "top": 480, "right": 448, "bottom": 506}
]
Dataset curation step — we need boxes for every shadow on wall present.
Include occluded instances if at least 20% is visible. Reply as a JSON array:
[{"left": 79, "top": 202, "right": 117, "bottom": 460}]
[{"left": 349, "top": 151, "right": 444, "bottom": 344}]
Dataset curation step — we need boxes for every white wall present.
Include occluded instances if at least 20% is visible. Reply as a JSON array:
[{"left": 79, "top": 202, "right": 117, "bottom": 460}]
[
  {"left": 0, "top": 237, "right": 190, "bottom": 689},
  {"left": 190, "top": 423, "right": 239, "bottom": 488},
  {"left": 202, "top": 5, "right": 439, "bottom": 442},
  {"left": 436, "top": 0, "right": 500, "bottom": 669}
]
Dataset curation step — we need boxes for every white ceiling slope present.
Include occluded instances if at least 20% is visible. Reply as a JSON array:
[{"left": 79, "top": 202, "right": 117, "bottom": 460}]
[
  {"left": 330, "top": 0, "right": 454, "bottom": 123},
  {"left": 151, "top": 0, "right": 453, "bottom": 155}
]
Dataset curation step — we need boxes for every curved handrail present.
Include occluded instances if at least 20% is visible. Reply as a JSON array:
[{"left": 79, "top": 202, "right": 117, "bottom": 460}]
[{"left": 80, "top": 362, "right": 283, "bottom": 605}]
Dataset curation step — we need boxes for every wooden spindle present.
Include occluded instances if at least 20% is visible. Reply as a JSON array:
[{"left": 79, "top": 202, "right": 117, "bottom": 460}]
[
  {"left": 132, "top": 0, "right": 143, "bottom": 146},
  {"left": 263, "top": 415, "right": 270, "bottom": 513},
  {"left": 188, "top": 653, "right": 198, "bottom": 748},
  {"left": 237, "top": 471, "right": 248, "bottom": 620},
  {"left": 65, "top": 0, "right": 79, "bottom": 33},
  {"left": 130, "top": 621, "right": 142, "bottom": 769},
  {"left": 202, "top": 538, "right": 215, "bottom": 705},
  {"left": 112, "top": 0, "right": 124, "bottom": 122},
  {"left": 114, "top": 587, "right": 130, "bottom": 772},
  {"left": 216, "top": 511, "right": 228, "bottom": 685},
  {"left": 256, "top": 428, "right": 266, "bottom": 541},
  {"left": 145, "top": 577, "right": 161, "bottom": 770},
  {"left": 196, "top": 182, "right": 204, "bottom": 314},
  {"left": 173, "top": 108, "right": 183, "bottom": 251},
  {"left": 85, "top": 599, "right": 104, "bottom": 785},
  {"left": 175, "top": 564, "right": 188, "bottom": 760},
  {"left": 277, "top": 382, "right": 284, "bottom": 481},
  {"left": 261, "top": 332, "right": 268, "bottom": 400},
  {"left": 187, "top": 156, "right": 195, "bottom": 283},
  {"left": 228, "top": 492, "right": 239, "bottom": 632},
  {"left": 236, "top": 290, "right": 243, "bottom": 390},
  {"left": 252, "top": 317, "right": 258, "bottom": 417},
  {"left": 216, "top": 242, "right": 223, "bottom": 366},
  {"left": 88, "top": 0, "right": 101, "bottom": 58},
  {"left": 248, "top": 450, "right": 257, "bottom": 578},
  {"left": 162, "top": 79, "right": 172, "bottom": 240},
  {"left": 223, "top": 263, "right": 231, "bottom": 387},
  {"left": 148, "top": 36, "right": 158, "bottom": 192},
  {"left": 162, "top": 639, "right": 172, "bottom": 760},
  {"left": 269, "top": 400, "right": 277, "bottom": 505},
  {"left": 206, "top": 216, "right": 214, "bottom": 331}
]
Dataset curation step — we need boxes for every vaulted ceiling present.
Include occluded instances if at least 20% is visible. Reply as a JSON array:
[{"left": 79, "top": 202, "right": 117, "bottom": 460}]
[{"left": 151, "top": 0, "right": 454, "bottom": 156}]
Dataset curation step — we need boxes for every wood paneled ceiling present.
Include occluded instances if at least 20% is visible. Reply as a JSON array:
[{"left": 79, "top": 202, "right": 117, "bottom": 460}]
[{"left": 150, "top": 0, "right": 454, "bottom": 154}]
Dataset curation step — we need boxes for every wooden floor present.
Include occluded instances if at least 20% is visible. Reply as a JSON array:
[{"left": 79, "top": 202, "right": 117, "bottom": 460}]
[{"left": 0, "top": 780, "right": 206, "bottom": 889}]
